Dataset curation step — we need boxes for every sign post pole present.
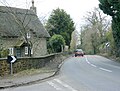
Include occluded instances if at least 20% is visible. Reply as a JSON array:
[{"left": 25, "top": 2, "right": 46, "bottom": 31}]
[{"left": 10, "top": 62, "right": 13, "bottom": 75}]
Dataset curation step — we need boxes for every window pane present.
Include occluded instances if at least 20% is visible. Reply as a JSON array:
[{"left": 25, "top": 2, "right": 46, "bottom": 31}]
[{"left": 25, "top": 47, "right": 28, "bottom": 55}]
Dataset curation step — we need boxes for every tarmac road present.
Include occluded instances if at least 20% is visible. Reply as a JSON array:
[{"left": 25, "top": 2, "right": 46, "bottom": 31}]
[{"left": 1, "top": 55, "right": 120, "bottom": 91}]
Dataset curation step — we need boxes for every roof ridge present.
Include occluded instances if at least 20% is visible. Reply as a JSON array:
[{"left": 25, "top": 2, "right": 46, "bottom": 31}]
[{"left": 0, "top": 6, "right": 36, "bottom": 15}]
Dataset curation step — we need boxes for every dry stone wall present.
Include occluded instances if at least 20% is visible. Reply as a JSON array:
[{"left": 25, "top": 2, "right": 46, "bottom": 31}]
[{"left": 0, "top": 53, "right": 66, "bottom": 76}]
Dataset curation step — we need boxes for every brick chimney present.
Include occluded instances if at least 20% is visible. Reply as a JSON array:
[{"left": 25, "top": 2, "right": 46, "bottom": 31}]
[{"left": 30, "top": 0, "right": 37, "bottom": 14}]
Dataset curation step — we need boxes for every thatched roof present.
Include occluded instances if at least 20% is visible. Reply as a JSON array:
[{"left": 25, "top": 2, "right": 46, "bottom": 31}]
[{"left": 0, "top": 6, "right": 50, "bottom": 38}]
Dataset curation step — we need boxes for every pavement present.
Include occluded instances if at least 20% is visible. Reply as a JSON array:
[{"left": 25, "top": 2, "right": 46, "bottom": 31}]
[{"left": 0, "top": 67, "right": 60, "bottom": 90}]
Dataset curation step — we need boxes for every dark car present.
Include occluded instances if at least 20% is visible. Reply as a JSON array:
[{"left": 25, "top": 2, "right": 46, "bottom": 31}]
[{"left": 74, "top": 49, "right": 84, "bottom": 57}]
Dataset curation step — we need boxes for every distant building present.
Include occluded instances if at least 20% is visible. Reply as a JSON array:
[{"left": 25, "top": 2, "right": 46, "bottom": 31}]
[{"left": 0, "top": 1, "right": 50, "bottom": 57}]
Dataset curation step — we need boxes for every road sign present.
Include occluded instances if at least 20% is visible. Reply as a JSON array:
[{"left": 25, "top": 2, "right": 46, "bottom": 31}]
[
  {"left": 7, "top": 56, "right": 17, "bottom": 75},
  {"left": 11, "top": 56, "right": 16, "bottom": 63},
  {"left": 7, "top": 56, "right": 17, "bottom": 63}
]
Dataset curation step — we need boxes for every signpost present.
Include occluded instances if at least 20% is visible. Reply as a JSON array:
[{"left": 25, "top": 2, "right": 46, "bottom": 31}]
[{"left": 7, "top": 56, "right": 17, "bottom": 75}]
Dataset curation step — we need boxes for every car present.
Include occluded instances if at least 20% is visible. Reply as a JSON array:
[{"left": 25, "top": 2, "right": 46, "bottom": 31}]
[{"left": 74, "top": 49, "right": 84, "bottom": 57}]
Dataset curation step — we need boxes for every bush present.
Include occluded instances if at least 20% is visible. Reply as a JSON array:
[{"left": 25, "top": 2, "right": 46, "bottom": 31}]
[
  {"left": 0, "top": 49, "right": 9, "bottom": 58},
  {"left": 47, "top": 34, "right": 65, "bottom": 53}
]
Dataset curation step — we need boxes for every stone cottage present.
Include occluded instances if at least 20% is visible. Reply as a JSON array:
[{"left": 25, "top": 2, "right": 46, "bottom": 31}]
[{"left": 0, "top": 1, "right": 50, "bottom": 57}]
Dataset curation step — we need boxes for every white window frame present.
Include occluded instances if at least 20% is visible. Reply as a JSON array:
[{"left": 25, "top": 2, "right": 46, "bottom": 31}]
[
  {"left": 25, "top": 46, "right": 28, "bottom": 55},
  {"left": 9, "top": 48, "right": 14, "bottom": 55},
  {"left": 27, "top": 32, "right": 31, "bottom": 39},
  {"left": 31, "top": 48, "right": 33, "bottom": 54}
]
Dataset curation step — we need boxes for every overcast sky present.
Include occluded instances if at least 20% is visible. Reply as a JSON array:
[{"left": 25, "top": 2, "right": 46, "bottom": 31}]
[{"left": 0, "top": 0, "right": 100, "bottom": 31}]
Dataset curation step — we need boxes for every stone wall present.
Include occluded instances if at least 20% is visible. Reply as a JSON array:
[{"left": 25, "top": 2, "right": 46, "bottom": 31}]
[
  {"left": 0, "top": 58, "right": 10, "bottom": 76},
  {"left": 0, "top": 53, "right": 65, "bottom": 76}
]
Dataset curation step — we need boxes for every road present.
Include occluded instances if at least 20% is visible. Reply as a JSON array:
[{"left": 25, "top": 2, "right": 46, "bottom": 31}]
[{"left": 1, "top": 55, "right": 120, "bottom": 91}]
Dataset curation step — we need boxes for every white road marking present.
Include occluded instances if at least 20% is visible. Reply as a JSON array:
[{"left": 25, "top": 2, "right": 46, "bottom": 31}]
[
  {"left": 85, "top": 56, "right": 90, "bottom": 64},
  {"left": 54, "top": 79, "right": 78, "bottom": 91},
  {"left": 47, "top": 81, "right": 62, "bottom": 91},
  {"left": 99, "top": 67, "right": 112, "bottom": 73},
  {"left": 90, "top": 64, "right": 97, "bottom": 67},
  {"left": 85, "top": 56, "right": 112, "bottom": 73},
  {"left": 85, "top": 56, "right": 97, "bottom": 67}
]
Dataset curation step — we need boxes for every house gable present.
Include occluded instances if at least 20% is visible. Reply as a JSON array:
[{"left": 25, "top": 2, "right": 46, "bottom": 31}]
[{"left": 0, "top": 6, "right": 50, "bottom": 57}]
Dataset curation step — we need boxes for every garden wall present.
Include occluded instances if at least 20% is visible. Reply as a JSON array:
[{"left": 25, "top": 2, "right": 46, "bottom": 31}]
[{"left": 0, "top": 53, "right": 65, "bottom": 76}]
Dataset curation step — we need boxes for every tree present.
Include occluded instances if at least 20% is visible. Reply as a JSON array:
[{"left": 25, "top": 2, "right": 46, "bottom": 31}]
[
  {"left": 47, "top": 34, "right": 65, "bottom": 53},
  {"left": 99, "top": 0, "right": 120, "bottom": 56},
  {"left": 80, "top": 26, "right": 100, "bottom": 54},
  {"left": 70, "top": 30, "right": 78, "bottom": 51},
  {"left": 106, "top": 27, "right": 115, "bottom": 55},
  {"left": 81, "top": 7, "right": 109, "bottom": 54},
  {"left": 45, "top": 8, "right": 75, "bottom": 47},
  {"left": 84, "top": 8, "right": 109, "bottom": 39}
]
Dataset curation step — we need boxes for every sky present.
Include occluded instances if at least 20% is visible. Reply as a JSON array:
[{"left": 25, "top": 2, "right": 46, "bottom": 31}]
[{"left": 0, "top": 0, "right": 100, "bottom": 31}]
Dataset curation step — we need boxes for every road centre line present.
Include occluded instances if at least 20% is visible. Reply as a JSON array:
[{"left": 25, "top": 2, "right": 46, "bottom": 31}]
[
  {"left": 85, "top": 56, "right": 97, "bottom": 67},
  {"left": 85, "top": 56, "right": 112, "bottom": 73},
  {"left": 90, "top": 64, "right": 97, "bottom": 67},
  {"left": 99, "top": 67, "right": 112, "bottom": 73},
  {"left": 85, "top": 58, "right": 90, "bottom": 64},
  {"left": 54, "top": 79, "right": 78, "bottom": 91}
]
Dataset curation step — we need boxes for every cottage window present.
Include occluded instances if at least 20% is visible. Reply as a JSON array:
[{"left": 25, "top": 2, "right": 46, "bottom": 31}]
[
  {"left": 27, "top": 32, "right": 31, "bottom": 39},
  {"left": 31, "top": 48, "right": 33, "bottom": 54},
  {"left": 16, "top": 48, "right": 21, "bottom": 57},
  {"left": 9, "top": 48, "right": 14, "bottom": 55},
  {"left": 25, "top": 47, "right": 28, "bottom": 55}
]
